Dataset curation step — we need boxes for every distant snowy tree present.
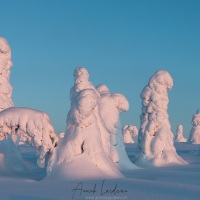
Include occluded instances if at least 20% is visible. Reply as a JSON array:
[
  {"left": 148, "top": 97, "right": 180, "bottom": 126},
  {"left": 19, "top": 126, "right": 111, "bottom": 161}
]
[
  {"left": 135, "top": 70, "right": 187, "bottom": 167},
  {"left": 47, "top": 68, "right": 122, "bottom": 178},
  {"left": 0, "top": 37, "right": 14, "bottom": 110},
  {"left": 175, "top": 125, "right": 187, "bottom": 142},
  {"left": 123, "top": 125, "right": 138, "bottom": 144},
  {"left": 189, "top": 109, "right": 200, "bottom": 144},
  {"left": 96, "top": 84, "right": 138, "bottom": 170},
  {"left": 0, "top": 107, "right": 58, "bottom": 168}
]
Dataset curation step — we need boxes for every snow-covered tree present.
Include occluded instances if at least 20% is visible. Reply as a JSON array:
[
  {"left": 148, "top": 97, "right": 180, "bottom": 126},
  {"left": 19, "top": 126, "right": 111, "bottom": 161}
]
[
  {"left": 189, "top": 109, "right": 200, "bottom": 144},
  {"left": 0, "top": 107, "right": 58, "bottom": 168},
  {"left": 47, "top": 68, "right": 122, "bottom": 179},
  {"left": 123, "top": 125, "right": 138, "bottom": 144},
  {"left": 0, "top": 37, "right": 14, "bottom": 111},
  {"left": 135, "top": 70, "right": 187, "bottom": 167},
  {"left": 96, "top": 84, "right": 138, "bottom": 170},
  {"left": 0, "top": 37, "right": 19, "bottom": 172},
  {"left": 175, "top": 125, "right": 187, "bottom": 142}
]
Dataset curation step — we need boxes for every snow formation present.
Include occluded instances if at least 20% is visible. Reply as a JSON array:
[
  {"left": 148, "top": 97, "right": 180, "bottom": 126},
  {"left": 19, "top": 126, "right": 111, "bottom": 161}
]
[
  {"left": 175, "top": 125, "right": 187, "bottom": 142},
  {"left": 0, "top": 37, "right": 14, "bottom": 111},
  {"left": 0, "top": 37, "right": 20, "bottom": 173},
  {"left": 96, "top": 84, "right": 138, "bottom": 170},
  {"left": 123, "top": 125, "right": 138, "bottom": 143},
  {"left": 135, "top": 70, "right": 187, "bottom": 167},
  {"left": 189, "top": 109, "right": 200, "bottom": 144},
  {"left": 0, "top": 107, "right": 58, "bottom": 168},
  {"left": 47, "top": 68, "right": 123, "bottom": 179}
]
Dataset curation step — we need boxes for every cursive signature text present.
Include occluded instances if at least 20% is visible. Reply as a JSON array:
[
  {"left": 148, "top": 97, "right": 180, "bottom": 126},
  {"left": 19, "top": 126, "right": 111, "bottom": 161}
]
[{"left": 72, "top": 180, "right": 128, "bottom": 199}]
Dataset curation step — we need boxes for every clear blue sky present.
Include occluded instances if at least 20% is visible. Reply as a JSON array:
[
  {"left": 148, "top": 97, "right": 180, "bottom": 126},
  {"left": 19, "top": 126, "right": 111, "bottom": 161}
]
[{"left": 0, "top": 0, "right": 200, "bottom": 137}]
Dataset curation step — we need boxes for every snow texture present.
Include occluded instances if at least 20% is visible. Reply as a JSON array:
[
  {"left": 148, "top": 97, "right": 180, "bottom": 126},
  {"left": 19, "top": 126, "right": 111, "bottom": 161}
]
[
  {"left": 189, "top": 109, "right": 200, "bottom": 144},
  {"left": 47, "top": 68, "right": 123, "bottom": 179},
  {"left": 136, "top": 70, "right": 187, "bottom": 167},
  {"left": 0, "top": 107, "right": 58, "bottom": 168},
  {"left": 96, "top": 84, "right": 138, "bottom": 170},
  {"left": 0, "top": 143, "right": 199, "bottom": 200},
  {"left": 0, "top": 37, "right": 14, "bottom": 111},
  {"left": 0, "top": 135, "right": 25, "bottom": 173},
  {"left": 175, "top": 125, "right": 187, "bottom": 142},
  {"left": 123, "top": 125, "right": 138, "bottom": 143}
]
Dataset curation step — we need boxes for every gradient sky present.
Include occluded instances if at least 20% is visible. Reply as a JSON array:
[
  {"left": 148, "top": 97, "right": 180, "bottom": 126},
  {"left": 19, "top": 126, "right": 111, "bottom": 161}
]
[{"left": 0, "top": 0, "right": 200, "bottom": 137}]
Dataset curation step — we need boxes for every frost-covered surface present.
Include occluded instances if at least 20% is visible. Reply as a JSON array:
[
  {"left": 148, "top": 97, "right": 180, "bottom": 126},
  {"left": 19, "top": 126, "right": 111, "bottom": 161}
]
[
  {"left": 136, "top": 70, "right": 187, "bottom": 167},
  {"left": 0, "top": 37, "right": 14, "bottom": 111},
  {"left": 123, "top": 125, "right": 138, "bottom": 144},
  {"left": 47, "top": 68, "right": 123, "bottom": 179},
  {"left": 0, "top": 143, "right": 199, "bottom": 200},
  {"left": 189, "top": 109, "right": 200, "bottom": 144},
  {"left": 96, "top": 84, "right": 138, "bottom": 170},
  {"left": 0, "top": 107, "right": 58, "bottom": 168},
  {"left": 175, "top": 125, "right": 187, "bottom": 142}
]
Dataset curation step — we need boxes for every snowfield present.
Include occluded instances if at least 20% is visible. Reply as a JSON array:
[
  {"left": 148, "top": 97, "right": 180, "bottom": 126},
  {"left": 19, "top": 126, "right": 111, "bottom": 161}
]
[
  {"left": 0, "top": 38, "right": 200, "bottom": 200},
  {"left": 0, "top": 143, "right": 199, "bottom": 200}
]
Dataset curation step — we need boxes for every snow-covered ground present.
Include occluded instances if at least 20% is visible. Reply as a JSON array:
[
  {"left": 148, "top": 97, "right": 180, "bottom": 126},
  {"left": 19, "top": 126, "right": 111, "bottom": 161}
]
[{"left": 0, "top": 143, "right": 199, "bottom": 200}]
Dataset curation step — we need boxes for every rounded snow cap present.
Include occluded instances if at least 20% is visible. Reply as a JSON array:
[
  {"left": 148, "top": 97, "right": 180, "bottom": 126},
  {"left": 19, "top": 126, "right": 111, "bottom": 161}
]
[
  {"left": 74, "top": 67, "right": 89, "bottom": 83},
  {"left": 96, "top": 84, "right": 110, "bottom": 94},
  {"left": 0, "top": 37, "right": 11, "bottom": 54},
  {"left": 149, "top": 70, "right": 173, "bottom": 90}
]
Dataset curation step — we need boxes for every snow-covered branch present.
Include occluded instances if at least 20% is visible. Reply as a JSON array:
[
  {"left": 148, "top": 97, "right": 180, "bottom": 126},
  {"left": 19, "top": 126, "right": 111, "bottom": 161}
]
[{"left": 0, "top": 107, "right": 58, "bottom": 168}]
